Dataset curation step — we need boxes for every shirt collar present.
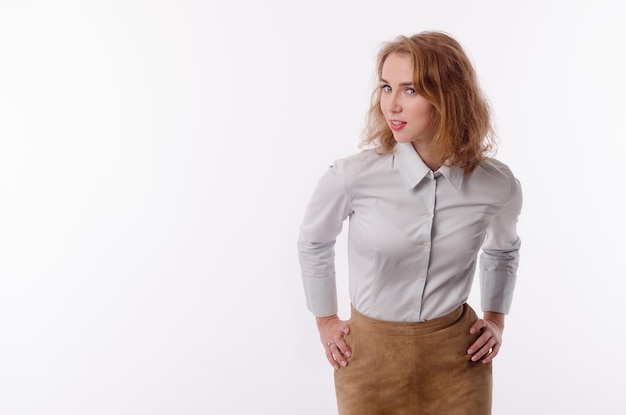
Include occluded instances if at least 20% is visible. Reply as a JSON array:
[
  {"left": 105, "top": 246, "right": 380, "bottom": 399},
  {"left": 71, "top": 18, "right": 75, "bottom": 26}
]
[{"left": 393, "top": 142, "right": 465, "bottom": 192}]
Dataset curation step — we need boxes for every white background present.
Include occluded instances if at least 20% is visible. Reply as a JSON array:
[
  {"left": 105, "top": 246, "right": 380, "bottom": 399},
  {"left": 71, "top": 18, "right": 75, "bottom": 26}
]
[{"left": 1, "top": 0, "right": 625, "bottom": 414}]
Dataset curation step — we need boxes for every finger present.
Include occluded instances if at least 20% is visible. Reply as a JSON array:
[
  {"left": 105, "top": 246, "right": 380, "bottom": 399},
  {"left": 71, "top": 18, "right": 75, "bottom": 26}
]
[
  {"left": 472, "top": 338, "right": 500, "bottom": 363},
  {"left": 469, "top": 319, "right": 487, "bottom": 335},
  {"left": 481, "top": 343, "right": 501, "bottom": 364},
  {"left": 334, "top": 335, "right": 352, "bottom": 358},
  {"left": 329, "top": 342, "right": 348, "bottom": 367},
  {"left": 467, "top": 332, "right": 491, "bottom": 355},
  {"left": 324, "top": 344, "right": 340, "bottom": 369},
  {"left": 470, "top": 343, "right": 491, "bottom": 362}
]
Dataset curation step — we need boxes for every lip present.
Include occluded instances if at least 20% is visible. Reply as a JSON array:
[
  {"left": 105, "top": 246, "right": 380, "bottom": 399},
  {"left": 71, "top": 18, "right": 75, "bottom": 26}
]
[{"left": 389, "top": 120, "right": 407, "bottom": 131}]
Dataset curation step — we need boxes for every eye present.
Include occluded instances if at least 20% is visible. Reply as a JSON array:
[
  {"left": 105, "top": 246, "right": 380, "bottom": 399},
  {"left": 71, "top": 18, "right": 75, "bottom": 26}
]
[
  {"left": 405, "top": 87, "right": 416, "bottom": 95},
  {"left": 381, "top": 84, "right": 392, "bottom": 93}
]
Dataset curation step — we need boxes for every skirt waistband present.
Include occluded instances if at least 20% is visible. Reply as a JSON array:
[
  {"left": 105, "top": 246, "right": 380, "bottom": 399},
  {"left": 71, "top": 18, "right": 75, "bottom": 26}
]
[{"left": 349, "top": 303, "right": 467, "bottom": 336}]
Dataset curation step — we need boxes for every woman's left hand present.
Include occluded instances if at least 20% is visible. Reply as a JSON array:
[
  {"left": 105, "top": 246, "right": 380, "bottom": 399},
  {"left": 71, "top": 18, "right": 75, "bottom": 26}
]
[{"left": 467, "top": 311, "right": 505, "bottom": 364}]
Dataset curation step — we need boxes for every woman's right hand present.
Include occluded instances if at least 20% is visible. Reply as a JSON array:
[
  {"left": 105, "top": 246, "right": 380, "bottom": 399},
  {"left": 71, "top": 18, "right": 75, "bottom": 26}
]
[{"left": 315, "top": 315, "right": 351, "bottom": 370}]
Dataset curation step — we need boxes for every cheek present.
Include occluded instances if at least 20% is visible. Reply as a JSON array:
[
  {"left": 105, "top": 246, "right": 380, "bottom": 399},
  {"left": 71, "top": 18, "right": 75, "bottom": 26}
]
[
  {"left": 424, "top": 108, "right": 435, "bottom": 124},
  {"left": 379, "top": 96, "right": 387, "bottom": 112},
  {"left": 415, "top": 103, "right": 434, "bottom": 122},
  {"left": 407, "top": 105, "right": 428, "bottom": 124}
]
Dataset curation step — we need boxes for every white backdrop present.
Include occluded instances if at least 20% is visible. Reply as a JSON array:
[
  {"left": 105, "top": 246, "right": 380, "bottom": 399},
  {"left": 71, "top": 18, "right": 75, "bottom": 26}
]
[{"left": 1, "top": 1, "right": 625, "bottom": 414}]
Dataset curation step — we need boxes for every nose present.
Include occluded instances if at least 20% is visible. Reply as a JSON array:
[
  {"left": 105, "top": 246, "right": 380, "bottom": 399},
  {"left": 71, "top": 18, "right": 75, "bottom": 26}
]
[{"left": 383, "top": 92, "right": 401, "bottom": 114}]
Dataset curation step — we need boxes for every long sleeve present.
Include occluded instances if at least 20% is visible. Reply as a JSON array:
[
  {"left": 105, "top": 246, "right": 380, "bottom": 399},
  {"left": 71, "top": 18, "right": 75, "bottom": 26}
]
[
  {"left": 297, "top": 159, "right": 353, "bottom": 317},
  {"left": 479, "top": 171, "right": 523, "bottom": 314}
]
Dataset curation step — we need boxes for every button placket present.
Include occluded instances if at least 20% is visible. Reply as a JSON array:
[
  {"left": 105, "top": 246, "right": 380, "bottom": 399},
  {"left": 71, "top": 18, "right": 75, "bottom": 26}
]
[{"left": 413, "top": 172, "right": 437, "bottom": 320}]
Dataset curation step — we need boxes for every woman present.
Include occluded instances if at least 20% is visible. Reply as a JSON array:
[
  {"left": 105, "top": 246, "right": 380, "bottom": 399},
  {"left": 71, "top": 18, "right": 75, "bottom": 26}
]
[{"left": 297, "top": 31, "right": 522, "bottom": 414}]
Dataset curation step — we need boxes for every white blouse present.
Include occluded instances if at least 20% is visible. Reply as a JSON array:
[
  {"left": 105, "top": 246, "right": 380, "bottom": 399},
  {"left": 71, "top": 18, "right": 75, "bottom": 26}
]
[{"left": 297, "top": 142, "right": 522, "bottom": 322}]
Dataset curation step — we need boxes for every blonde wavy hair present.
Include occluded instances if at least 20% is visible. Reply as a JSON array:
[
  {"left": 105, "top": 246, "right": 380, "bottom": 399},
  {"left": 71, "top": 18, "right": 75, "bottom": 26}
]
[{"left": 361, "top": 31, "right": 496, "bottom": 174}]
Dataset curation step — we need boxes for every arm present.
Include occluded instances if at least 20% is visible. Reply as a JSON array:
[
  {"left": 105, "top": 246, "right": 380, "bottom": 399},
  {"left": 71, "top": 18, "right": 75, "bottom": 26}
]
[
  {"left": 297, "top": 159, "right": 353, "bottom": 368},
  {"left": 469, "top": 171, "right": 523, "bottom": 363}
]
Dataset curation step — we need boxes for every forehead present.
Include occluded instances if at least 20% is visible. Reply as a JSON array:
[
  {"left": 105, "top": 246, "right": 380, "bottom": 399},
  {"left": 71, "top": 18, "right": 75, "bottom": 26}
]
[{"left": 381, "top": 52, "right": 414, "bottom": 81}]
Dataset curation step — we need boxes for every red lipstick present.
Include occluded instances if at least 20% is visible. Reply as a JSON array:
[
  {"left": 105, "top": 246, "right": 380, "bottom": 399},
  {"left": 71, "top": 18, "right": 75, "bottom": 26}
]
[{"left": 389, "top": 120, "right": 407, "bottom": 131}]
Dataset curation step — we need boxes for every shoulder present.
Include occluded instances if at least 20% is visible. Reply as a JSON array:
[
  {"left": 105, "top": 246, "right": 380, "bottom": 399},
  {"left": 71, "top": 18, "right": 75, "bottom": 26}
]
[
  {"left": 331, "top": 147, "right": 393, "bottom": 176},
  {"left": 473, "top": 158, "right": 517, "bottom": 184},
  {"left": 468, "top": 158, "right": 521, "bottom": 203},
  {"left": 318, "top": 148, "right": 392, "bottom": 195}
]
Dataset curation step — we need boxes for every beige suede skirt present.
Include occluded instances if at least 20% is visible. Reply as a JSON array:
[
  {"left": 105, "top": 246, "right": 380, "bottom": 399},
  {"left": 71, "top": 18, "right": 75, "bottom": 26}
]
[{"left": 334, "top": 303, "right": 492, "bottom": 415}]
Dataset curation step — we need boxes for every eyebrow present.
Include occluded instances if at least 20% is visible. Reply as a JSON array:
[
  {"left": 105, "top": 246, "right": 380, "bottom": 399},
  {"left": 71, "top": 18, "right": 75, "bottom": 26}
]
[{"left": 380, "top": 78, "right": 414, "bottom": 87}]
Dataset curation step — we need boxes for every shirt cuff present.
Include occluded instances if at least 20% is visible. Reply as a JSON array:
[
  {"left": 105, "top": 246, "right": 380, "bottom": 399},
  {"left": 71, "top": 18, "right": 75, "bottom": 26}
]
[
  {"left": 302, "top": 274, "right": 338, "bottom": 317},
  {"left": 480, "top": 270, "right": 517, "bottom": 314}
]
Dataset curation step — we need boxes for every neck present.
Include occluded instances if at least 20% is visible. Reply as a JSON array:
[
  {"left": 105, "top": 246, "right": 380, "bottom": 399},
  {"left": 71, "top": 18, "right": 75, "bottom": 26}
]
[{"left": 411, "top": 141, "right": 441, "bottom": 172}]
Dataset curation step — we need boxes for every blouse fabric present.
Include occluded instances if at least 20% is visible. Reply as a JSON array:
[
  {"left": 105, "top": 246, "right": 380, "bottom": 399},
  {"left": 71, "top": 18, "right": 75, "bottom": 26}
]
[{"left": 297, "top": 142, "right": 522, "bottom": 322}]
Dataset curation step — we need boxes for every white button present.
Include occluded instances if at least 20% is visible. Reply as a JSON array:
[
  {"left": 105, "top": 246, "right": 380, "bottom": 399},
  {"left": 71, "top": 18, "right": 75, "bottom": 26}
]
[
  {"left": 423, "top": 242, "right": 431, "bottom": 249},
  {"left": 426, "top": 212, "right": 433, "bottom": 218},
  {"left": 417, "top": 271, "right": 425, "bottom": 278}
]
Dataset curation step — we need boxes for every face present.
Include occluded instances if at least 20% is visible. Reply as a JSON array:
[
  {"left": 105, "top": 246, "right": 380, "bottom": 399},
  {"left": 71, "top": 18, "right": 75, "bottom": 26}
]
[{"left": 379, "top": 52, "right": 435, "bottom": 145}]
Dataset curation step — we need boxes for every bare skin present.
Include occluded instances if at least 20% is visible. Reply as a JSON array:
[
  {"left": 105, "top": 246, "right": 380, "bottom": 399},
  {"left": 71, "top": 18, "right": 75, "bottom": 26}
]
[
  {"left": 411, "top": 140, "right": 441, "bottom": 172},
  {"left": 316, "top": 315, "right": 351, "bottom": 370},
  {"left": 316, "top": 311, "right": 504, "bottom": 369},
  {"left": 316, "top": 52, "right": 507, "bottom": 370},
  {"left": 468, "top": 311, "right": 505, "bottom": 364}
]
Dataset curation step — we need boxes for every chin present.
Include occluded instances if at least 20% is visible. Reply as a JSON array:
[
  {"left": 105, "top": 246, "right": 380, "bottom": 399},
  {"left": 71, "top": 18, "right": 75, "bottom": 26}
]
[{"left": 393, "top": 135, "right": 412, "bottom": 144}]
